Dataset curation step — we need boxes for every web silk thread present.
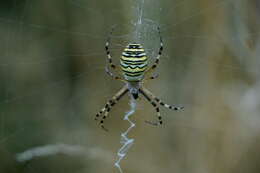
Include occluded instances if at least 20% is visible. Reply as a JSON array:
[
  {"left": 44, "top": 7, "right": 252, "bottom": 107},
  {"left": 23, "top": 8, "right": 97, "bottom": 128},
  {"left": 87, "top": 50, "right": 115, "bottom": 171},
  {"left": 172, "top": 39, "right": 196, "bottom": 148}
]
[{"left": 114, "top": 96, "right": 136, "bottom": 173}]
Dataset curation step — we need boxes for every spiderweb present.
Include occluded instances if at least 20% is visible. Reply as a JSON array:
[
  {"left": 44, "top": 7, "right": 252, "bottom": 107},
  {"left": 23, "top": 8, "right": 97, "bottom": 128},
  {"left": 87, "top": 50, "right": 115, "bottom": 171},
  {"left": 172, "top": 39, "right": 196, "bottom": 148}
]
[{"left": 0, "top": 0, "right": 260, "bottom": 172}]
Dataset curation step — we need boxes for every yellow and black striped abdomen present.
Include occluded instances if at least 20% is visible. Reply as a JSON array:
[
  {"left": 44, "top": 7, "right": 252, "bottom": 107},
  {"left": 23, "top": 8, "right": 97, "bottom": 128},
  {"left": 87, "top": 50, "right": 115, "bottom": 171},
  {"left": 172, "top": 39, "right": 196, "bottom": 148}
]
[{"left": 120, "top": 43, "right": 148, "bottom": 81}]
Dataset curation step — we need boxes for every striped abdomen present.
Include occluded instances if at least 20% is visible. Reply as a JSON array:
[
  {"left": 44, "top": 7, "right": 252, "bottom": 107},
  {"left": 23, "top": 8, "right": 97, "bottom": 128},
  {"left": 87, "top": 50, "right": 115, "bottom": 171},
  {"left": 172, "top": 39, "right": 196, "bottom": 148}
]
[{"left": 120, "top": 43, "right": 148, "bottom": 81}]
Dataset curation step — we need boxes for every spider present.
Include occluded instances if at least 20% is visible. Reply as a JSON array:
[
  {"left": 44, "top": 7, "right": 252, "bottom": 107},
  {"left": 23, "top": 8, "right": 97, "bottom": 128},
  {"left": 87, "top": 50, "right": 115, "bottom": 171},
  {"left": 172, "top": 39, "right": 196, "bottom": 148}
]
[{"left": 95, "top": 26, "right": 183, "bottom": 131}]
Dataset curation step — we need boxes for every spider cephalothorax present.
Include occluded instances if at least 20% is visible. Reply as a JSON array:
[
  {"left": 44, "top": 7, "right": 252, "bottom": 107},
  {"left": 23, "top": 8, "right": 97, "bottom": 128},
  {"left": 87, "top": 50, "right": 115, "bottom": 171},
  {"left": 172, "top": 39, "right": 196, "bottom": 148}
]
[
  {"left": 127, "top": 82, "right": 140, "bottom": 99},
  {"left": 95, "top": 27, "right": 183, "bottom": 131}
]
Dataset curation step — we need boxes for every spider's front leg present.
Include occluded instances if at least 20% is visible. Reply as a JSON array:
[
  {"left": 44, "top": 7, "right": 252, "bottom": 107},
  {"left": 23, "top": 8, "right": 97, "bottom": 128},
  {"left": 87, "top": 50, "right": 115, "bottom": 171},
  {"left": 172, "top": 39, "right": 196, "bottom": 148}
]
[
  {"left": 144, "top": 26, "right": 163, "bottom": 78},
  {"left": 95, "top": 86, "right": 128, "bottom": 131},
  {"left": 105, "top": 27, "right": 123, "bottom": 81}
]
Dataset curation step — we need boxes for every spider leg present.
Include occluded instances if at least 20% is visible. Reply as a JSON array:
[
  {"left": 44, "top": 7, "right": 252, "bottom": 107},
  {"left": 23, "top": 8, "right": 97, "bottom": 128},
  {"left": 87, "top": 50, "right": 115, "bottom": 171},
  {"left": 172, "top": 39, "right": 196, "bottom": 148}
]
[
  {"left": 142, "top": 73, "right": 159, "bottom": 84},
  {"left": 105, "top": 26, "right": 122, "bottom": 80},
  {"left": 139, "top": 88, "right": 163, "bottom": 126},
  {"left": 149, "top": 73, "right": 159, "bottom": 80},
  {"left": 144, "top": 26, "right": 163, "bottom": 78},
  {"left": 105, "top": 66, "right": 125, "bottom": 82},
  {"left": 95, "top": 85, "right": 128, "bottom": 131},
  {"left": 105, "top": 26, "right": 116, "bottom": 70},
  {"left": 141, "top": 86, "right": 184, "bottom": 111}
]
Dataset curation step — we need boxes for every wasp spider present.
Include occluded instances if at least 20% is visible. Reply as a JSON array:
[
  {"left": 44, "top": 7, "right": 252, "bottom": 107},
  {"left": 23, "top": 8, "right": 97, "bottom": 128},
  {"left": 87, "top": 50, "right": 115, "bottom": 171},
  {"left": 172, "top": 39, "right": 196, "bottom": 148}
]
[{"left": 95, "top": 27, "right": 183, "bottom": 131}]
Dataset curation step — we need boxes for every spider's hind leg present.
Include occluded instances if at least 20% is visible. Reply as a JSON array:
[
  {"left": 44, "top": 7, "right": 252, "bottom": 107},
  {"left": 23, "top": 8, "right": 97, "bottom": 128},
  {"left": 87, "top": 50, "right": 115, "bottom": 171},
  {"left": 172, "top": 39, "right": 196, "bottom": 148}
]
[
  {"left": 154, "top": 97, "right": 184, "bottom": 110},
  {"left": 105, "top": 66, "right": 125, "bottom": 82},
  {"left": 95, "top": 86, "right": 128, "bottom": 131},
  {"left": 139, "top": 88, "right": 163, "bottom": 126},
  {"left": 139, "top": 86, "right": 184, "bottom": 126},
  {"left": 142, "top": 87, "right": 184, "bottom": 111}
]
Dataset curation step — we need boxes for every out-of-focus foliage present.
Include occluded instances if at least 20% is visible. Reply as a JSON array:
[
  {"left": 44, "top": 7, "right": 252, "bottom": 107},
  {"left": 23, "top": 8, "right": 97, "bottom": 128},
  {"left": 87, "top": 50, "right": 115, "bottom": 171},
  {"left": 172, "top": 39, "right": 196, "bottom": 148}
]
[{"left": 0, "top": 0, "right": 260, "bottom": 172}]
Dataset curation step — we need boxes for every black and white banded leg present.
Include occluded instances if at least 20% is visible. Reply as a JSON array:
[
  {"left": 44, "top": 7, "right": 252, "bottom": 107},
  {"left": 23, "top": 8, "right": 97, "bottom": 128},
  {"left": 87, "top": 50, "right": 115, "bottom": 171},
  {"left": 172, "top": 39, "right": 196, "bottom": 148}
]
[
  {"left": 105, "top": 26, "right": 123, "bottom": 81},
  {"left": 141, "top": 86, "right": 184, "bottom": 111},
  {"left": 154, "top": 97, "right": 184, "bottom": 110},
  {"left": 105, "top": 27, "right": 117, "bottom": 70},
  {"left": 145, "top": 26, "right": 163, "bottom": 76},
  {"left": 149, "top": 73, "right": 159, "bottom": 80},
  {"left": 145, "top": 73, "right": 159, "bottom": 82},
  {"left": 95, "top": 86, "right": 128, "bottom": 131},
  {"left": 105, "top": 66, "right": 125, "bottom": 81},
  {"left": 139, "top": 88, "right": 163, "bottom": 126}
]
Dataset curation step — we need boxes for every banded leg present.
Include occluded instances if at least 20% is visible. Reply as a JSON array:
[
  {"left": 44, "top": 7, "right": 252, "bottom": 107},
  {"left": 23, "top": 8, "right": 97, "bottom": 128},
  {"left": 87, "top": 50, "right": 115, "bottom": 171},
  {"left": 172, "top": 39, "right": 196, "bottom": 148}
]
[
  {"left": 149, "top": 73, "right": 159, "bottom": 80},
  {"left": 95, "top": 85, "right": 128, "bottom": 131},
  {"left": 105, "top": 26, "right": 117, "bottom": 70},
  {"left": 142, "top": 73, "right": 159, "bottom": 84},
  {"left": 94, "top": 86, "right": 127, "bottom": 121},
  {"left": 139, "top": 88, "right": 163, "bottom": 126},
  {"left": 105, "top": 26, "right": 122, "bottom": 80},
  {"left": 141, "top": 86, "right": 184, "bottom": 111},
  {"left": 105, "top": 66, "right": 125, "bottom": 81},
  {"left": 145, "top": 26, "right": 163, "bottom": 77}
]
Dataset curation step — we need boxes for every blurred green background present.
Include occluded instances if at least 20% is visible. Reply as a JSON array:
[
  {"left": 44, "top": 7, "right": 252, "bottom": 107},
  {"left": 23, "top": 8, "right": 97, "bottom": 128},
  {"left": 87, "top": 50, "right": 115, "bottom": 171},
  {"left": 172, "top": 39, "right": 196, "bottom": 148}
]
[{"left": 0, "top": 0, "right": 260, "bottom": 172}]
